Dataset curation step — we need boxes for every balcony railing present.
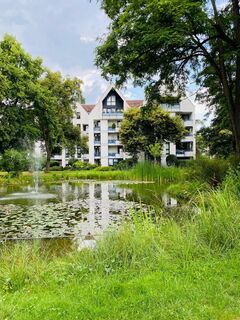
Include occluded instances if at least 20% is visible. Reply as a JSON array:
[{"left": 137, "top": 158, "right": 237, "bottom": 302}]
[
  {"left": 108, "top": 127, "right": 120, "bottom": 132},
  {"left": 94, "top": 140, "right": 101, "bottom": 144},
  {"left": 176, "top": 149, "right": 193, "bottom": 155},
  {"left": 108, "top": 140, "right": 118, "bottom": 144},
  {"left": 94, "top": 126, "right": 100, "bottom": 131},
  {"left": 94, "top": 153, "right": 101, "bottom": 157},
  {"left": 102, "top": 112, "right": 123, "bottom": 118},
  {"left": 108, "top": 153, "right": 123, "bottom": 158}
]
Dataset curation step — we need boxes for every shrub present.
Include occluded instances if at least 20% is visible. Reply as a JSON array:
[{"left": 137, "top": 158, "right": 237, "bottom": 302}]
[
  {"left": 187, "top": 157, "right": 229, "bottom": 186},
  {"left": 49, "top": 160, "right": 61, "bottom": 167},
  {"left": 50, "top": 166, "right": 63, "bottom": 171},
  {"left": 72, "top": 161, "right": 98, "bottom": 170},
  {"left": 67, "top": 158, "right": 78, "bottom": 167},
  {"left": 166, "top": 154, "right": 179, "bottom": 166},
  {"left": 0, "top": 149, "right": 30, "bottom": 176},
  {"left": 114, "top": 159, "right": 135, "bottom": 170},
  {"left": 94, "top": 166, "right": 115, "bottom": 171}
]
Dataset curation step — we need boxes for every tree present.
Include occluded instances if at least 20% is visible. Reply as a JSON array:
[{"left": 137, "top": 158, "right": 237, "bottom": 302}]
[
  {"left": 96, "top": 0, "right": 240, "bottom": 158},
  {"left": 0, "top": 34, "right": 43, "bottom": 153},
  {"left": 119, "top": 104, "right": 185, "bottom": 161},
  {"left": 147, "top": 142, "right": 163, "bottom": 163},
  {"left": 0, "top": 149, "right": 30, "bottom": 176},
  {"left": 34, "top": 71, "right": 85, "bottom": 172}
]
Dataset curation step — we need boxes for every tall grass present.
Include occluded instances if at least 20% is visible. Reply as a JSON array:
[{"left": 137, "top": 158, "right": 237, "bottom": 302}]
[{"left": 0, "top": 173, "right": 240, "bottom": 318}]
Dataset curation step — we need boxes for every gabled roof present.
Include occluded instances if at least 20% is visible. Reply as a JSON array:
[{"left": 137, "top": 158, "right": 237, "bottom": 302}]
[
  {"left": 126, "top": 100, "right": 144, "bottom": 108},
  {"left": 81, "top": 104, "right": 95, "bottom": 113},
  {"left": 97, "top": 84, "right": 127, "bottom": 105}
]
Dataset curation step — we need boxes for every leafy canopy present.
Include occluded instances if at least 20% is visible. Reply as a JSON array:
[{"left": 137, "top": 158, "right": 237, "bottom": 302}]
[{"left": 120, "top": 104, "right": 185, "bottom": 159}]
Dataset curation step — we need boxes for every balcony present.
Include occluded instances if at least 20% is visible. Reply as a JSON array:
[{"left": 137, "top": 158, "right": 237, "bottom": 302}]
[
  {"left": 108, "top": 127, "right": 120, "bottom": 132},
  {"left": 94, "top": 126, "right": 100, "bottom": 132},
  {"left": 94, "top": 140, "right": 101, "bottom": 145},
  {"left": 52, "top": 154, "right": 62, "bottom": 160},
  {"left": 102, "top": 112, "right": 123, "bottom": 119},
  {"left": 176, "top": 150, "right": 194, "bottom": 157},
  {"left": 184, "top": 120, "right": 193, "bottom": 126},
  {"left": 94, "top": 153, "right": 101, "bottom": 158},
  {"left": 108, "top": 153, "right": 124, "bottom": 158},
  {"left": 82, "top": 154, "right": 89, "bottom": 160},
  {"left": 162, "top": 104, "right": 180, "bottom": 112},
  {"left": 108, "top": 140, "right": 121, "bottom": 145}
]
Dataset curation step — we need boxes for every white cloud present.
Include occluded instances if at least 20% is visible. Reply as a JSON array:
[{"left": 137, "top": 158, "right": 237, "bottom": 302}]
[{"left": 79, "top": 35, "right": 96, "bottom": 43}]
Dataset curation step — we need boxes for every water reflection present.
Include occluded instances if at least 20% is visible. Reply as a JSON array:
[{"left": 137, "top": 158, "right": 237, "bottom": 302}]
[{"left": 0, "top": 181, "right": 177, "bottom": 242}]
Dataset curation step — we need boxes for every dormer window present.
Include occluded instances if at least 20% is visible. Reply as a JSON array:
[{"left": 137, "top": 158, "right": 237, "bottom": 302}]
[{"left": 107, "top": 95, "right": 116, "bottom": 106}]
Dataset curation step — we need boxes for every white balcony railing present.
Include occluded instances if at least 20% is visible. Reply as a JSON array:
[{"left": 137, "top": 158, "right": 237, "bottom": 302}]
[
  {"left": 108, "top": 153, "right": 124, "bottom": 158},
  {"left": 102, "top": 112, "right": 123, "bottom": 119}
]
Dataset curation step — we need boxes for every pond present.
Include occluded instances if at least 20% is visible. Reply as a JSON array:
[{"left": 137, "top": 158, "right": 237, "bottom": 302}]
[{"left": 0, "top": 180, "right": 178, "bottom": 245}]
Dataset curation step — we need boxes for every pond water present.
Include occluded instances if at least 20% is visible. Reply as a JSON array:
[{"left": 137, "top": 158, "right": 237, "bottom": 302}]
[{"left": 0, "top": 181, "right": 178, "bottom": 245}]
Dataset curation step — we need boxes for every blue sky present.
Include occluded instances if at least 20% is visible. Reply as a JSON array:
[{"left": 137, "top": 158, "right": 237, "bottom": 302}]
[{"left": 0, "top": 0, "right": 225, "bottom": 122}]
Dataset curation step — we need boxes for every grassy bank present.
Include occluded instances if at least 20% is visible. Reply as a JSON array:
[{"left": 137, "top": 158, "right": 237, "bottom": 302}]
[
  {"left": 0, "top": 173, "right": 240, "bottom": 319},
  {"left": 0, "top": 162, "right": 186, "bottom": 186}
]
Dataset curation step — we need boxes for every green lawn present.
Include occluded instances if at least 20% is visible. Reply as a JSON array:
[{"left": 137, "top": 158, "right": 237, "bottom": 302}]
[{"left": 0, "top": 252, "right": 239, "bottom": 320}]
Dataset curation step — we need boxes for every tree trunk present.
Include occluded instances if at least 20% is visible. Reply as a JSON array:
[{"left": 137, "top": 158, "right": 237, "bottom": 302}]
[
  {"left": 232, "top": 105, "right": 240, "bottom": 158},
  {"left": 45, "top": 141, "right": 52, "bottom": 172}
]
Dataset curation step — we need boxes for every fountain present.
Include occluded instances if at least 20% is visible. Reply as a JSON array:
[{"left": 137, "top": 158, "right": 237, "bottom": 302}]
[
  {"left": 32, "top": 142, "right": 41, "bottom": 193},
  {"left": 0, "top": 142, "right": 56, "bottom": 202}
]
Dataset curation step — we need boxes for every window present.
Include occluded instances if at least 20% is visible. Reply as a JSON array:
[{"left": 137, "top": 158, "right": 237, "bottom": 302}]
[
  {"left": 77, "top": 146, "right": 81, "bottom": 158},
  {"left": 107, "top": 95, "right": 116, "bottom": 106},
  {"left": 165, "top": 142, "right": 170, "bottom": 155},
  {"left": 83, "top": 124, "right": 88, "bottom": 132},
  {"left": 76, "top": 112, "right": 81, "bottom": 119}
]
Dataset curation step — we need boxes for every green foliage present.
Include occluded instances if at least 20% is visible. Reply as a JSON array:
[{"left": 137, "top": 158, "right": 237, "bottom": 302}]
[
  {"left": 120, "top": 105, "right": 185, "bottom": 159},
  {"left": 114, "top": 158, "right": 136, "bottom": 170},
  {"left": 72, "top": 160, "right": 98, "bottom": 171},
  {"left": 0, "top": 149, "right": 30, "bottom": 175},
  {"left": 94, "top": 166, "right": 116, "bottom": 171},
  {"left": 49, "top": 166, "right": 63, "bottom": 172},
  {"left": 96, "top": 0, "right": 240, "bottom": 157},
  {"left": 0, "top": 34, "right": 43, "bottom": 152},
  {"left": 166, "top": 154, "right": 179, "bottom": 166},
  {"left": 34, "top": 70, "right": 85, "bottom": 171},
  {"left": 197, "top": 125, "right": 234, "bottom": 158},
  {"left": 49, "top": 160, "right": 61, "bottom": 167},
  {"left": 147, "top": 142, "right": 163, "bottom": 162},
  {"left": 186, "top": 157, "right": 229, "bottom": 186}
]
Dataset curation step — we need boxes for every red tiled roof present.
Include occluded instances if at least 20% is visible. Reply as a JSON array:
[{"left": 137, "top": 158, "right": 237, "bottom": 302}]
[
  {"left": 81, "top": 104, "right": 95, "bottom": 113},
  {"left": 126, "top": 100, "right": 144, "bottom": 107}
]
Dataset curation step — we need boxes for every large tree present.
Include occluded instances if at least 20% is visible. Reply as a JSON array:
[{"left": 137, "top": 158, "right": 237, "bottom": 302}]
[
  {"left": 34, "top": 71, "right": 85, "bottom": 171},
  {"left": 96, "top": 0, "right": 240, "bottom": 157},
  {"left": 120, "top": 105, "right": 185, "bottom": 161},
  {"left": 0, "top": 34, "right": 43, "bottom": 152}
]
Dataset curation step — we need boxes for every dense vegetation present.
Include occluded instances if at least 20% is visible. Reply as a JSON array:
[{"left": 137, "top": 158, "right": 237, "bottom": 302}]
[
  {"left": 0, "top": 171, "right": 240, "bottom": 319},
  {"left": 0, "top": 34, "right": 87, "bottom": 171},
  {"left": 96, "top": 0, "right": 240, "bottom": 157}
]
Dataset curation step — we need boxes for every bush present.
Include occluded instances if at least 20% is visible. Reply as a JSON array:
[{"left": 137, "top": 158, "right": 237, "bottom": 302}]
[
  {"left": 186, "top": 157, "right": 229, "bottom": 186},
  {"left": 0, "top": 149, "right": 30, "bottom": 175},
  {"left": 50, "top": 166, "right": 63, "bottom": 171},
  {"left": 94, "top": 166, "right": 116, "bottom": 171},
  {"left": 166, "top": 154, "right": 179, "bottom": 166},
  {"left": 114, "top": 159, "right": 135, "bottom": 170},
  {"left": 67, "top": 158, "right": 78, "bottom": 167},
  {"left": 72, "top": 160, "right": 98, "bottom": 170},
  {"left": 50, "top": 160, "right": 61, "bottom": 167}
]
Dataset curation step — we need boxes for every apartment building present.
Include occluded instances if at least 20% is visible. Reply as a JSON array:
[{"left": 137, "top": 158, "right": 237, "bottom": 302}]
[{"left": 52, "top": 85, "right": 196, "bottom": 167}]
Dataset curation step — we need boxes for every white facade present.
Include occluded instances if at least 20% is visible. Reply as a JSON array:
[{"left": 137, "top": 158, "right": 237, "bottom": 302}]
[{"left": 52, "top": 85, "right": 196, "bottom": 167}]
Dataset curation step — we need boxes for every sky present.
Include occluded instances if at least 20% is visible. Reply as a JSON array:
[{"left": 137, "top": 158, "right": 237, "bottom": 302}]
[{"left": 0, "top": 0, "right": 215, "bottom": 123}]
